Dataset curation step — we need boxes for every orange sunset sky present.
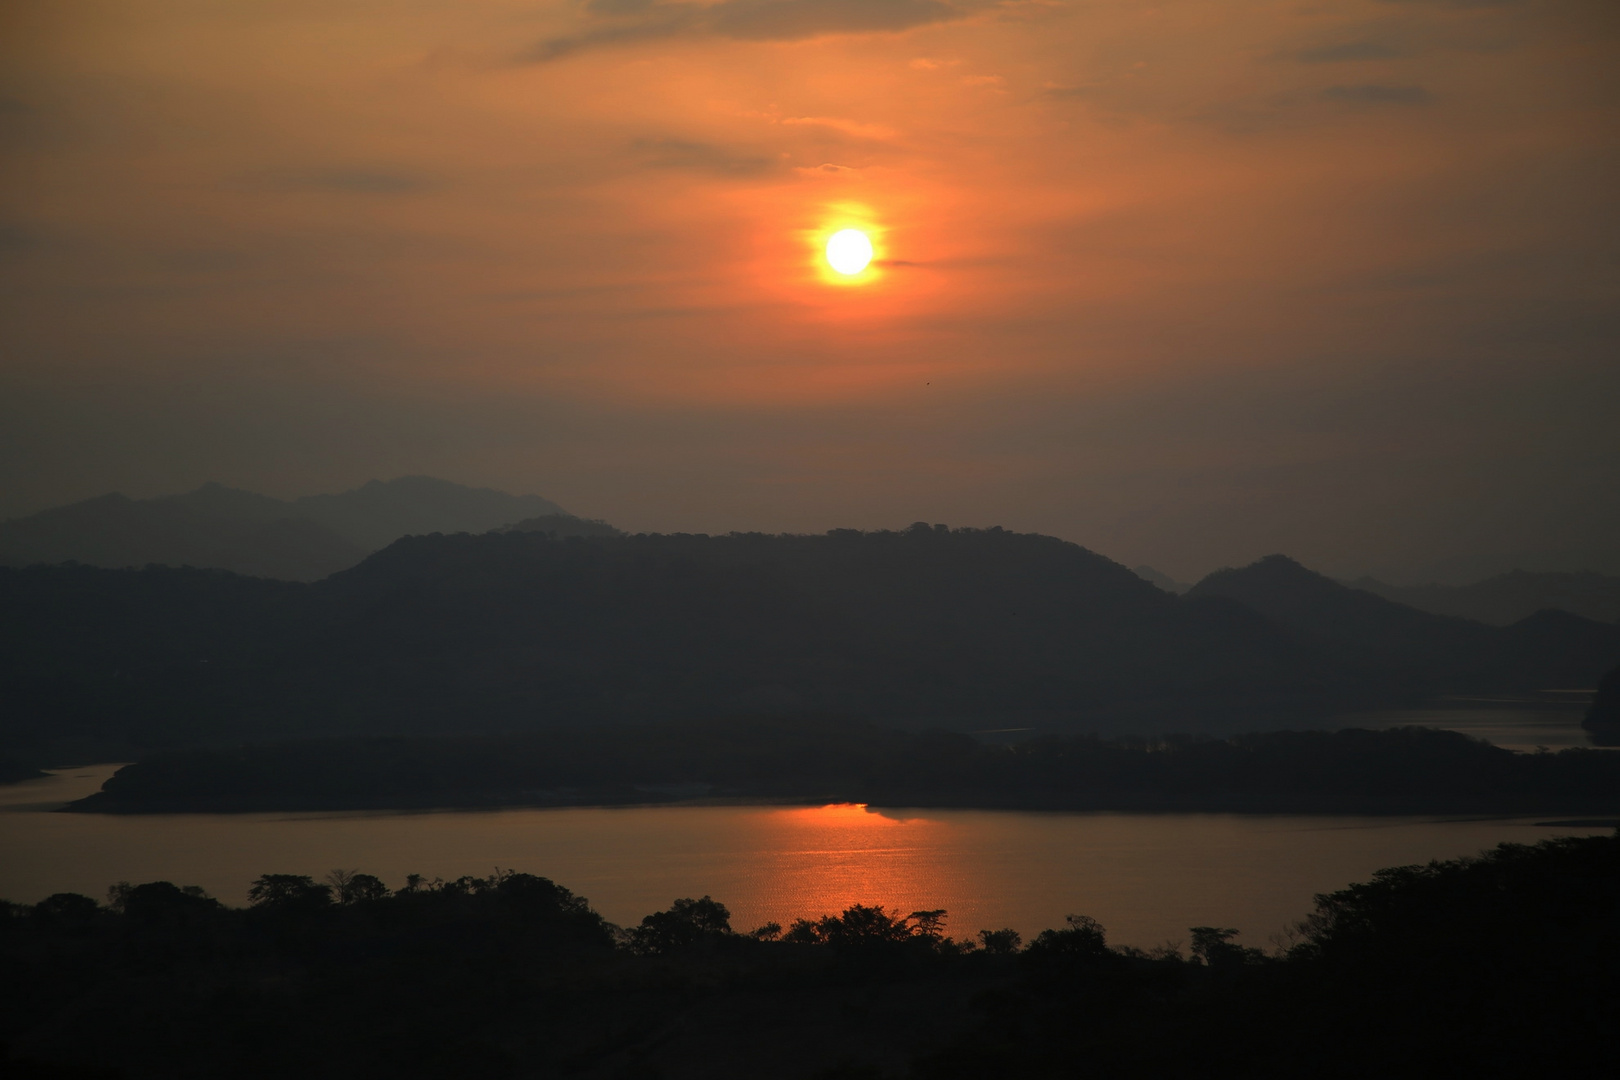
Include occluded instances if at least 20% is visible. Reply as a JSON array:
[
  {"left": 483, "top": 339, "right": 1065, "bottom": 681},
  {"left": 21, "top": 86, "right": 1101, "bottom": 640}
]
[{"left": 2, "top": 0, "right": 1617, "bottom": 581}]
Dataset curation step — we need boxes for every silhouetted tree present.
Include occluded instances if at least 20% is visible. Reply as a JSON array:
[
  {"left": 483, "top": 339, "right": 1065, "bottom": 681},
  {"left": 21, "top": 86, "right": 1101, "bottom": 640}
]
[
  {"left": 1188, "top": 925, "right": 1264, "bottom": 970},
  {"left": 977, "top": 928, "right": 1023, "bottom": 955},
  {"left": 907, "top": 909, "right": 949, "bottom": 942},
  {"left": 247, "top": 873, "right": 332, "bottom": 911},
  {"left": 326, "top": 869, "right": 389, "bottom": 905},
  {"left": 784, "top": 904, "right": 929, "bottom": 947},
  {"left": 31, "top": 893, "right": 98, "bottom": 931},
  {"left": 1025, "top": 914, "right": 1109, "bottom": 964},
  {"left": 630, "top": 895, "right": 733, "bottom": 954},
  {"left": 118, "top": 881, "right": 220, "bottom": 927}
]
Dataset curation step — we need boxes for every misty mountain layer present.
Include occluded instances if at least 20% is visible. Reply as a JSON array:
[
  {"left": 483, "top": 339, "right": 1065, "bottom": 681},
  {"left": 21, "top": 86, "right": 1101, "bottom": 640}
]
[
  {"left": 1189, "top": 555, "right": 1619, "bottom": 692},
  {"left": 1348, "top": 570, "right": 1620, "bottom": 627},
  {"left": 0, "top": 477, "right": 570, "bottom": 581},
  {"left": 4, "top": 527, "right": 1616, "bottom": 759}
]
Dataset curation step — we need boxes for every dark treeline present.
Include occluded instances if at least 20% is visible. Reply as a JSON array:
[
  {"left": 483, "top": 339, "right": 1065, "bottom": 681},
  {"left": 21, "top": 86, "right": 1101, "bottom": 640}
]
[
  {"left": 70, "top": 719, "right": 1620, "bottom": 815},
  {"left": 4, "top": 832, "right": 1615, "bottom": 1078},
  {"left": 1587, "top": 662, "right": 1620, "bottom": 744},
  {"left": 6, "top": 527, "right": 1617, "bottom": 765}
]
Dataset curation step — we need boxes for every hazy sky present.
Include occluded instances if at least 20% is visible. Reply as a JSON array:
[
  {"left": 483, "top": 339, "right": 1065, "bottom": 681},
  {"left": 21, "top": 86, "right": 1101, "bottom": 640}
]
[{"left": 2, "top": 0, "right": 1617, "bottom": 581}]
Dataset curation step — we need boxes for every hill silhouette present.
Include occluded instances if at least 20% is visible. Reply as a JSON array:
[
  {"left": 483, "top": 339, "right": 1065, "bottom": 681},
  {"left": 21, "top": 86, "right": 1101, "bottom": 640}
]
[
  {"left": 68, "top": 722, "right": 1620, "bottom": 816},
  {"left": 0, "top": 527, "right": 1343, "bottom": 756},
  {"left": 4, "top": 530, "right": 1616, "bottom": 764},
  {"left": 1132, "top": 564, "right": 1191, "bottom": 593},
  {"left": 1350, "top": 569, "right": 1620, "bottom": 626},
  {"left": 0, "top": 489, "right": 366, "bottom": 581},
  {"left": 0, "top": 477, "right": 572, "bottom": 581},
  {"left": 289, "top": 476, "right": 568, "bottom": 550},
  {"left": 1188, "top": 554, "right": 1620, "bottom": 693},
  {"left": 496, "top": 513, "right": 623, "bottom": 539}
]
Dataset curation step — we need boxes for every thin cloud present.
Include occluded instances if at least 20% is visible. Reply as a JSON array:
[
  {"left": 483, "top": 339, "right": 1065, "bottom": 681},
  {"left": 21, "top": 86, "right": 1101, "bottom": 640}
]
[
  {"left": 1321, "top": 84, "right": 1433, "bottom": 105},
  {"left": 525, "top": 0, "right": 981, "bottom": 63},
  {"left": 1296, "top": 41, "right": 1405, "bottom": 64},
  {"left": 795, "top": 162, "right": 862, "bottom": 177},
  {"left": 780, "top": 115, "right": 899, "bottom": 141},
  {"left": 1376, "top": 0, "right": 1521, "bottom": 7},
  {"left": 254, "top": 169, "right": 434, "bottom": 194},
  {"left": 1041, "top": 82, "right": 1100, "bottom": 100},
  {"left": 631, "top": 137, "right": 779, "bottom": 176}
]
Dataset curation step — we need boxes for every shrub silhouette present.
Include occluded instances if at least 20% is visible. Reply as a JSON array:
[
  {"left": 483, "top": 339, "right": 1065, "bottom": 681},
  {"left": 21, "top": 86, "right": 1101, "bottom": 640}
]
[
  {"left": 630, "top": 895, "right": 733, "bottom": 954},
  {"left": 247, "top": 874, "right": 332, "bottom": 911}
]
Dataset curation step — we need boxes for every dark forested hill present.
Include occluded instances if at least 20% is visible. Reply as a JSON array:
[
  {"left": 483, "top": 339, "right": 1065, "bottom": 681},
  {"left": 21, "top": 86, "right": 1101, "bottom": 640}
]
[
  {"left": 3, "top": 530, "right": 1617, "bottom": 761},
  {"left": 69, "top": 722, "right": 1620, "bottom": 816},
  {"left": 0, "top": 527, "right": 1328, "bottom": 755}
]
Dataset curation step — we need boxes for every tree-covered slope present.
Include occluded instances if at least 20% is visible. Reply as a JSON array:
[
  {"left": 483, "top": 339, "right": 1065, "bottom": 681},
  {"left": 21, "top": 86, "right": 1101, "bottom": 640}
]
[
  {"left": 0, "top": 527, "right": 1337, "bottom": 754},
  {"left": 4, "top": 530, "right": 1616, "bottom": 760}
]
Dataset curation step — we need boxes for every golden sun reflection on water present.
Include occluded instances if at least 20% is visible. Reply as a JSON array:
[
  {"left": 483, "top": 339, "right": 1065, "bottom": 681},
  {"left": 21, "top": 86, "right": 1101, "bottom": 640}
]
[
  {"left": 747, "top": 803, "right": 953, "bottom": 922},
  {"left": 2, "top": 776, "right": 1613, "bottom": 948}
]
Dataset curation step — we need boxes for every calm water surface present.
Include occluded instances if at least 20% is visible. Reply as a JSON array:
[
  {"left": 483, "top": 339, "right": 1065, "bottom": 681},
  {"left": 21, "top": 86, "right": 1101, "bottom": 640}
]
[{"left": 1, "top": 764, "right": 1608, "bottom": 949}]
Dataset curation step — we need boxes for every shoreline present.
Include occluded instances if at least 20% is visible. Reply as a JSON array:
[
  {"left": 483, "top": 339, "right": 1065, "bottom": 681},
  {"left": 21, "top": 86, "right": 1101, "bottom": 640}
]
[{"left": 60, "top": 789, "right": 1620, "bottom": 819}]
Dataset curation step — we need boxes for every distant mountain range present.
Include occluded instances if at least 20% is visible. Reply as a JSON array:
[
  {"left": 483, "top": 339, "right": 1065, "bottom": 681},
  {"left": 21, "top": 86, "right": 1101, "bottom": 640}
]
[
  {"left": 1132, "top": 565, "right": 1191, "bottom": 594},
  {"left": 496, "top": 514, "right": 623, "bottom": 540},
  {"left": 1134, "top": 563, "right": 1620, "bottom": 627},
  {"left": 0, "top": 478, "right": 579, "bottom": 581},
  {"left": 3, "top": 529, "right": 1616, "bottom": 762},
  {"left": 1348, "top": 570, "right": 1620, "bottom": 627},
  {"left": 1189, "top": 555, "right": 1618, "bottom": 693},
  {"left": 8, "top": 479, "right": 1617, "bottom": 632}
]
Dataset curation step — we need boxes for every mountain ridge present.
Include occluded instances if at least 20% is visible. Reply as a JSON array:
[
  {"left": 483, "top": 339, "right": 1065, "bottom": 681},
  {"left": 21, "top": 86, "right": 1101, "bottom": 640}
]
[
  {"left": 0, "top": 527, "right": 1349, "bottom": 756},
  {"left": 1349, "top": 569, "right": 1620, "bottom": 626},
  {"left": 5, "top": 532, "right": 1616, "bottom": 764},
  {"left": 0, "top": 477, "right": 572, "bottom": 581},
  {"left": 1188, "top": 554, "right": 1620, "bottom": 694}
]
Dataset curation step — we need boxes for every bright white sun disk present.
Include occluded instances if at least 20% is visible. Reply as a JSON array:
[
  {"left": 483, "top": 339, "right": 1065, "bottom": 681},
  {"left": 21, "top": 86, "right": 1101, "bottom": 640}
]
[{"left": 826, "top": 229, "right": 874, "bottom": 275}]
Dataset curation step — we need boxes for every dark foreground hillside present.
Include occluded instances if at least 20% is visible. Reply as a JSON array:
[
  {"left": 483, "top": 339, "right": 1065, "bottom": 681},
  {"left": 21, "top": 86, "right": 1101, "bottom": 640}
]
[
  {"left": 5, "top": 527, "right": 1616, "bottom": 762},
  {"left": 70, "top": 721, "right": 1620, "bottom": 816},
  {"left": 3, "top": 833, "right": 1615, "bottom": 1079}
]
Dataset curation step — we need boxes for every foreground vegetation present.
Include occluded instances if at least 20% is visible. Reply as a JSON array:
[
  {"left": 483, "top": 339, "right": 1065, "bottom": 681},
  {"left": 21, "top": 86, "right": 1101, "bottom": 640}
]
[
  {"left": 71, "top": 719, "right": 1620, "bottom": 815},
  {"left": 4, "top": 832, "right": 1615, "bottom": 1078}
]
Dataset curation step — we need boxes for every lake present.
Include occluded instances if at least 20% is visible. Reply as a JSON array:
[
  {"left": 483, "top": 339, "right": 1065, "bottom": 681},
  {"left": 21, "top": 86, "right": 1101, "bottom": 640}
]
[{"left": 2, "top": 762, "right": 1610, "bottom": 950}]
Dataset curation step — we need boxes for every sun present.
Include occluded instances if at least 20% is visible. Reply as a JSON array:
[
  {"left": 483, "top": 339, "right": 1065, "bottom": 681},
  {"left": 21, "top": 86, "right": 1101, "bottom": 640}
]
[{"left": 826, "top": 229, "right": 874, "bottom": 275}]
